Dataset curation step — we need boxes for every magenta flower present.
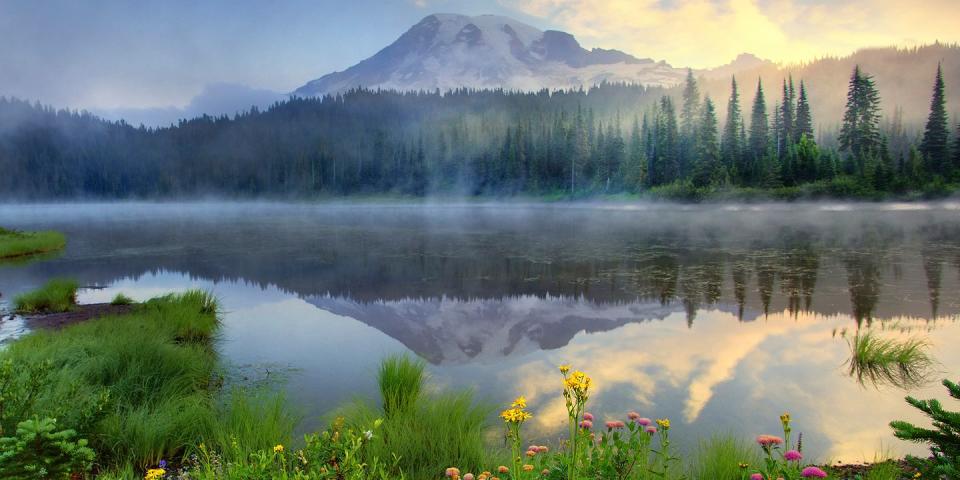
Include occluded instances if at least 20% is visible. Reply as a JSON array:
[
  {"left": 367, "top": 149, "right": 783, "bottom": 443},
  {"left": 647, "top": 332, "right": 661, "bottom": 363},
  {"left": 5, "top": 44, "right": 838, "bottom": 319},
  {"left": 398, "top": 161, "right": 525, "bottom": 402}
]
[
  {"left": 635, "top": 417, "right": 652, "bottom": 426},
  {"left": 756, "top": 434, "right": 784, "bottom": 447},
  {"left": 583, "top": 412, "right": 594, "bottom": 421},
  {"left": 785, "top": 450, "right": 803, "bottom": 461},
  {"left": 750, "top": 474, "right": 764, "bottom": 480},
  {"left": 801, "top": 466, "right": 827, "bottom": 478},
  {"left": 644, "top": 426, "right": 657, "bottom": 434},
  {"left": 579, "top": 420, "right": 593, "bottom": 429},
  {"left": 605, "top": 420, "right": 625, "bottom": 429}
]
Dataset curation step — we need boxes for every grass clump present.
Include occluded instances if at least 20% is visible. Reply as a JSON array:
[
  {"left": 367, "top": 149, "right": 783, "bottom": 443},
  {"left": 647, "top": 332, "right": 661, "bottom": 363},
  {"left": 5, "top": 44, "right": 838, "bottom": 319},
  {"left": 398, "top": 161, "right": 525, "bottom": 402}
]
[
  {"left": 847, "top": 331, "right": 935, "bottom": 389},
  {"left": 13, "top": 278, "right": 78, "bottom": 313},
  {"left": 687, "top": 434, "right": 763, "bottom": 480},
  {"left": 0, "top": 227, "right": 65, "bottom": 259},
  {"left": 110, "top": 292, "right": 135, "bottom": 306}
]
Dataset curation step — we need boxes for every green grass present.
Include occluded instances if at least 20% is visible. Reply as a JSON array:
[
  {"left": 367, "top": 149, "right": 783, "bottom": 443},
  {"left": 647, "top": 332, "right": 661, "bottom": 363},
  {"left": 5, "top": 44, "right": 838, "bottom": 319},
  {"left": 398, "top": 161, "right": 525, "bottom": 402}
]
[
  {"left": 847, "top": 331, "right": 935, "bottom": 389},
  {"left": 0, "top": 290, "right": 294, "bottom": 472},
  {"left": 110, "top": 292, "right": 135, "bottom": 306},
  {"left": 339, "top": 354, "right": 495, "bottom": 479},
  {"left": 13, "top": 277, "right": 79, "bottom": 313},
  {"left": 686, "top": 433, "right": 764, "bottom": 480},
  {"left": 0, "top": 227, "right": 66, "bottom": 259}
]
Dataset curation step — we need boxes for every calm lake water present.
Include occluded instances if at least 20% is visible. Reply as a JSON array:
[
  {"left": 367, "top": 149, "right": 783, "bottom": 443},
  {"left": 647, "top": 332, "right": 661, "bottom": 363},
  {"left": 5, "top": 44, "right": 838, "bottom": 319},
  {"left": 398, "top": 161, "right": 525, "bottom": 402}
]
[{"left": 1, "top": 202, "right": 959, "bottom": 462}]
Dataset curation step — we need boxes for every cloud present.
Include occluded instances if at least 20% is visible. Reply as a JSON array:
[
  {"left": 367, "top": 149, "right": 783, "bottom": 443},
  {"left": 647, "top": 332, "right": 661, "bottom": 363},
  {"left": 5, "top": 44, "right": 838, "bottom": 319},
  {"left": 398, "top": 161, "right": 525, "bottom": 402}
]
[{"left": 499, "top": 0, "right": 960, "bottom": 68}]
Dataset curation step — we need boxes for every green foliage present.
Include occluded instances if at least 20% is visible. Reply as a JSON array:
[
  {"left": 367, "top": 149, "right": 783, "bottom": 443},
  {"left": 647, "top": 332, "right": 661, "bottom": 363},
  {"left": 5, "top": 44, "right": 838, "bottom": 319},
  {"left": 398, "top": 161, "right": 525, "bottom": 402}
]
[
  {"left": 12, "top": 278, "right": 78, "bottom": 314},
  {"left": 0, "top": 228, "right": 65, "bottom": 260},
  {"left": 0, "top": 417, "right": 95, "bottom": 480},
  {"left": 377, "top": 354, "right": 425, "bottom": 417},
  {"left": 110, "top": 293, "right": 135, "bottom": 306},
  {"left": 846, "top": 331, "right": 935, "bottom": 389},
  {"left": 687, "top": 434, "right": 762, "bottom": 480},
  {"left": 890, "top": 378, "right": 960, "bottom": 477}
]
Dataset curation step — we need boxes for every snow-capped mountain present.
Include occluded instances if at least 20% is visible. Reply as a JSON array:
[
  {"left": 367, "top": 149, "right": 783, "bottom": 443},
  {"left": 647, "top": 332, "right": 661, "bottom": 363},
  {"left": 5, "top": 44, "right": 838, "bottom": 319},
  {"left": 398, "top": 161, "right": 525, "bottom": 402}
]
[{"left": 294, "top": 13, "right": 690, "bottom": 96}]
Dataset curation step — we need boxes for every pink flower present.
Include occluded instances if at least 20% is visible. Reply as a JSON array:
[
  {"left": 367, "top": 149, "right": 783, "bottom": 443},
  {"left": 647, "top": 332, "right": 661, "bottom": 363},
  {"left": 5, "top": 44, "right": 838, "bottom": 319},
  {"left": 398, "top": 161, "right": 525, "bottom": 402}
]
[
  {"left": 635, "top": 417, "right": 652, "bottom": 426},
  {"left": 785, "top": 450, "right": 803, "bottom": 461},
  {"left": 583, "top": 412, "right": 594, "bottom": 421},
  {"left": 445, "top": 467, "right": 461, "bottom": 477},
  {"left": 627, "top": 411, "right": 640, "bottom": 420},
  {"left": 644, "top": 426, "right": 657, "bottom": 434},
  {"left": 463, "top": 474, "right": 474, "bottom": 480},
  {"left": 605, "top": 421, "right": 625, "bottom": 429},
  {"left": 750, "top": 474, "right": 764, "bottom": 480},
  {"left": 801, "top": 466, "right": 827, "bottom": 478},
  {"left": 579, "top": 420, "right": 593, "bottom": 429},
  {"left": 756, "top": 434, "right": 784, "bottom": 447},
  {"left": 536, "top": 446, "right": 549, "bottom": 453}
]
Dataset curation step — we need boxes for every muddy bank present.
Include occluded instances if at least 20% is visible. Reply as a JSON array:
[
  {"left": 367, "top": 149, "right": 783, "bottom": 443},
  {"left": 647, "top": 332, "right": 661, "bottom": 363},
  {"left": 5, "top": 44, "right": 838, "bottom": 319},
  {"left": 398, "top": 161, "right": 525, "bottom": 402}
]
[{"left": 23, "top": 303, "right": 135, "bottom": 330}]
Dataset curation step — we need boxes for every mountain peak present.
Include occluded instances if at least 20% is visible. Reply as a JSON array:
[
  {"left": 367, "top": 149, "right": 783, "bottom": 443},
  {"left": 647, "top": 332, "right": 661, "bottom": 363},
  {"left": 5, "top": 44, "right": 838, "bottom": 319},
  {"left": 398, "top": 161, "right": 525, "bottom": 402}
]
[{"left": 294, "top": 13, "right": 687, "bottom": 96}]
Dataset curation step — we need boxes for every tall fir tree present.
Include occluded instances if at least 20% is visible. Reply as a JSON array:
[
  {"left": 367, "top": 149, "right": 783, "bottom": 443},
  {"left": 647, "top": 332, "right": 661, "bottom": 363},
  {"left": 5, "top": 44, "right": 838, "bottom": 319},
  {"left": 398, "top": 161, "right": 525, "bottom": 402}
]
[
  {"left": 839, "top": 65, "right": 883, "bottom": 172},
  {"left": 748, "top": 78, "right": 769, "bottom": 183},
  {"left": 777, "top": 77, "right": 796, "bottom": 157},
  {"left": 920, "top": 63, "right": 950, "bottom": 176},
  {"left": 656, "top": 96, "right": 679, "bottom": 185},
  {"left": 693, "top": 96, "right": 720, "bottom": 187},
  {"left": 795, "top": 80, "right": 814, "bottom": 142},
  {"left": 954, "top": 122, "right": 960, "bottom": 175},
  {"left": 721, "top": 76, "right": 744, "bottom": 173},
  {"left": 680, "top": 69, "right": 701, "bottom": 179}
]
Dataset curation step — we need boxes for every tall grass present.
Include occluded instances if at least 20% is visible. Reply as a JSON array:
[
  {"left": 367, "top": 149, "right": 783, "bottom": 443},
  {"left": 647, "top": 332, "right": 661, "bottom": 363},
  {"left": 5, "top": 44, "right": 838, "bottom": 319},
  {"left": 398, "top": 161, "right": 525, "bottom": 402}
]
[
  {"left": 13, "top": 277, "right": 78, "bottom": 313},
  {"left": 847, "top": 331, "right": 935, "bottom": 389},
  {"left": 686, "top": 434, "right": 763, "bottom": 480},
  {"left": 0, "top": 227, "right": 65, "bottom": 259},
  {"left": 340, "top": 355, "right": 495, "bottom": 479}
]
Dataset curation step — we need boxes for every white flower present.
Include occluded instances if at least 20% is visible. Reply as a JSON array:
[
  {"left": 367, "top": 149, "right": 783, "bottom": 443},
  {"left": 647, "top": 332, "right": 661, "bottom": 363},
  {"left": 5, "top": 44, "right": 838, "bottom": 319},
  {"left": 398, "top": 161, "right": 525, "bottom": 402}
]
[{"left": 363, "top": 430, "right": 374, "bottom": 440}]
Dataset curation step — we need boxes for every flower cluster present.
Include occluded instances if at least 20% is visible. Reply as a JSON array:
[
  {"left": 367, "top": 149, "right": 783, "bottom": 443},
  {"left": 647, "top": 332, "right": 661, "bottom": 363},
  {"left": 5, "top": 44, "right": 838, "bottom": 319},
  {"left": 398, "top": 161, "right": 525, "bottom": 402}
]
[
  {"left": 748, "top": 413, "right": 830, "bottom": 480},
  {"left": 500, "top": 395, "right": 533, "bottom": 424}
]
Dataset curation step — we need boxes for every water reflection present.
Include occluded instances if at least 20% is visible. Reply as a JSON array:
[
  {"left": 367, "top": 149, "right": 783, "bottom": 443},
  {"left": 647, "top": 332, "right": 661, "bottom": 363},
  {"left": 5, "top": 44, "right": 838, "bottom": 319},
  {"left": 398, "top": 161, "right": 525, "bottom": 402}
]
[{"left": 0, "top": 202, "right": 958, "bottom": 461}]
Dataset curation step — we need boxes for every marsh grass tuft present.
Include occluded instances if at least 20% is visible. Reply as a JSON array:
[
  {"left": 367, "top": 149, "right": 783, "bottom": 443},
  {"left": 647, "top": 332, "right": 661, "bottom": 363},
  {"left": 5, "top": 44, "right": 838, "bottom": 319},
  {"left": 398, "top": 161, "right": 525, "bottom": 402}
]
[
  {"left": 13, "top": 278, "right": 79, "bottom": 313},
  {"left": 110, "top": 292, "right": 135, "bottom": 306},
  {"left": 847, "top": 331, "right": 936, "bottom": 389},
  {"left": 687, "top": 433, "right": 764, "bottom": 480},
  {"left": 378, "top": 353, "right": 425, "bottom": 416},
  {"left": 0, "top": 227, "right": 65, "bottom": 259}
]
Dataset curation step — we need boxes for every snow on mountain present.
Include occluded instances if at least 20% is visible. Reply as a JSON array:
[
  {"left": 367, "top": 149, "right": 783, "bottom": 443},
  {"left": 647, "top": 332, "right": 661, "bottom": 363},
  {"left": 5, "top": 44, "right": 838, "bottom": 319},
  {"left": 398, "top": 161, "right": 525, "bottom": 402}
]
[{"left": 294, "top": 13, "right": 688, "bottom": 96}]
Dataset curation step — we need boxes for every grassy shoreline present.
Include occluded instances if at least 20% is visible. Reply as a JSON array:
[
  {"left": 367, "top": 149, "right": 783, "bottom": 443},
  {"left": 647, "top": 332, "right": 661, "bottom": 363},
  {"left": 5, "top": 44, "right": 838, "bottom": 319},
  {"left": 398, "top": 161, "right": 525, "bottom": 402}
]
[{"left": 0, "top": 226, "right": 66, "bottom": 259}]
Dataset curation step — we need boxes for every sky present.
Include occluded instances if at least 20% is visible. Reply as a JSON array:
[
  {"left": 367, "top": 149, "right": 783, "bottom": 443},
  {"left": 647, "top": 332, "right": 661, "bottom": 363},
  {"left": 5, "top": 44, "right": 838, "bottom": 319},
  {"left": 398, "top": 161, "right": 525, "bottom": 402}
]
[{"left": 1, "top": 0, "right": 957, "bottom": 112}]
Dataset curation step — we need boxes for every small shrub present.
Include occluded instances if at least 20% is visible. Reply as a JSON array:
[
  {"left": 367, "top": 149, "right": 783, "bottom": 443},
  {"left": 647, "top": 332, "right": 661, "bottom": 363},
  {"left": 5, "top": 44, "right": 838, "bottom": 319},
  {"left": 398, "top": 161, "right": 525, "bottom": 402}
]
[
  {"left": 13, "top": 278, "right": 79, "bottom": 314},
  {"left": 890, "top": 378, "right": 960, "bottom": 477},
  {"left": 0, "top": 417, "right": 95, "bottom": 480}
]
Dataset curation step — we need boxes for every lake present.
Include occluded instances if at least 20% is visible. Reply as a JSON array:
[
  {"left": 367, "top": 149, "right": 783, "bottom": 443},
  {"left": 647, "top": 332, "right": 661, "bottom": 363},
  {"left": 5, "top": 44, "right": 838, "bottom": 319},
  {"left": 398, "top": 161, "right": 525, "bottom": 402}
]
[{"left": 1, "top": 201, "right": 958, "bottom": 462}]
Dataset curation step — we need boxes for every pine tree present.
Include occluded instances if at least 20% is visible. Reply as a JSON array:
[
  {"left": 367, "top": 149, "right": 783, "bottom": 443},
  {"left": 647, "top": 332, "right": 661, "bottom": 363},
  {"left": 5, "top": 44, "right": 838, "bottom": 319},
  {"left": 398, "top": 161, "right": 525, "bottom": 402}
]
[
  {"left": 920, "top": 63, "right": 950, "bottom": 176},
  {"left": 721, "top": 76, "right": 743, "bottom": 173},
  {"left": 954, "top": 123, "right": 960, "bottom": 175},
  {"left": 748, "top": 79, "right": 769, "bottom": 183},
  {"left": 777, "top": 77, "right": 796, "bottom": 157},
  {"left": 890, "top": 379, "right": 960, "bottom": 477},
  {"left": 693, "top": 96, "right": 720, "bottom": 187},
  {"left": 653, "top": 97, "right": 679, "bottom": 185},
  {"left": 795, "top": 80, "right": 814, "bottom": 143},
  {"left": 839, "top": 65, "right": 883, "bottom": 173}
]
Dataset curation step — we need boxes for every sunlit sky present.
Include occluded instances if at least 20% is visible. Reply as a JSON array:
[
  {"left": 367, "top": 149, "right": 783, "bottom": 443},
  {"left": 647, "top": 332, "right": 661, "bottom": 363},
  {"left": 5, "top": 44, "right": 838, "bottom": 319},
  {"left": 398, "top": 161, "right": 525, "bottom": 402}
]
[{"left": 1, "top": 0, "right": 957, "bottom": 110}]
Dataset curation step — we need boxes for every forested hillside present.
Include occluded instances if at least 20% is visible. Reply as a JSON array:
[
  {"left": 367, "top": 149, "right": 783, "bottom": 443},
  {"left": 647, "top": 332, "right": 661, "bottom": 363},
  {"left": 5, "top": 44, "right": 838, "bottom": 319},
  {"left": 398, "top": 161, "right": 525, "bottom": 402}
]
[{"left": 1, "top": 60, "right": 958, "bottom": 199}]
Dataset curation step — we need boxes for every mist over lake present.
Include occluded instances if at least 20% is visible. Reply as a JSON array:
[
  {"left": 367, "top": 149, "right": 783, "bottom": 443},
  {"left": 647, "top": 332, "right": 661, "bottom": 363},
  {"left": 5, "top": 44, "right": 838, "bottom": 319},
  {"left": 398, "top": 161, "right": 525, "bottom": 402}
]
[{"left": 2, "top": 201, "right": 958, "bottom": 461}]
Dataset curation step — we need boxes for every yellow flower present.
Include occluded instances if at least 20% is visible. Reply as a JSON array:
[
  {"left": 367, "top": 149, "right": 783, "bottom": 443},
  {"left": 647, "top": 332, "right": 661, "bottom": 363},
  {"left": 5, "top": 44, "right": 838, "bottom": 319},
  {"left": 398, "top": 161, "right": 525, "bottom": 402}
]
[
  {"left": 656, "top": 418, "right": 670, "bottom": 430},
  {"left": 273, "top": 444, "right": 284, "bottom": 453},
  {"left": 559, "top": 364, "right": 571, "bottom": 374},
  {"left": 563, "top": 371, "right": 592, "bottom": 396},
  {"left": 144, "top": 468, "right": 166, "bottom": 480},
  {"left": 523, "top": 464, "right": 534, "bottom": 472},
  {"left": 511, "top": 395, "right": 527, "bottom": 409},
  {"left": 500, "top": 407, "right": 532, "bottom": 424}
]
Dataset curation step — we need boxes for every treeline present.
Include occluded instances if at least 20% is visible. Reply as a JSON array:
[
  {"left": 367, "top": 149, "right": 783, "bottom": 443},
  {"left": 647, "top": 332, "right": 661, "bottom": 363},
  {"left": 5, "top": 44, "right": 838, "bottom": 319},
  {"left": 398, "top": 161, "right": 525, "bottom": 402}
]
[{"left": 0, "top": 66, "right": 958, "bottom": 199}]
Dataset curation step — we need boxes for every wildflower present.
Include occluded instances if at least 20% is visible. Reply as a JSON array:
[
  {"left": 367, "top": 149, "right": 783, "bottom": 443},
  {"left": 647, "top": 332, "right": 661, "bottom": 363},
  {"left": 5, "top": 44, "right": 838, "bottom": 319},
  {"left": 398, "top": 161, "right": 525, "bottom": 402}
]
[
  {"left": 756, "top": 434, "right": 784, "bottom": 447},
  {"left": 738, "top": 462, "right": 749, "bottom": 469},
  {"left": 523, "top": 464, "right": 534, "bottom": 472},
  {"left": 498, "top": 465, "right": 509, "bottom": 473},
  {"left": 464, "top": 474, "right": 475, "bottom": 480},
  {"left": 158, "top": 460, "right": 167, "bottom": 469},
  {"left": 605, "top": 420, "right": 625, "bottom": 429},
  {"left": 512, "top": 395, "right": 527, "bottom": 409},
  {"left": 913, "top": 473, "right": 921, "bottom": 479},
  {"left": 785, "top": 450, "right": 803, "bottom": 461},
  {"left": 583, "top": 412, "right": 594, "bottom": 421},
  {"left": 656, "top": 418, "right": 671, "bottom": 430},
  {"left": 446, "top": 467, "right": 461, "bottom": 477},
  {"left": 537, "top": 445, "right": 549, "bottom": 453},
  {"left": 273, "top": 444, "right": 284, "bottom": 453},
  {"left": 644, "top": 426, "right": 657, "bottom": 434},
  {"left": 559, "top": 364, "right": 571, "bottom": 374},
  {"left": 542, "top": 469, "right": 550, "bottom": 475},
  {"left": 780, "top": 412, "right": 791, "bottom": 426},
  {"left": 800, "top": 466, "right": 828, "bottom": 478},
  {"left": 750, "top": 474, "right": 764, "bottom": 480},
  {"left": 144, "top": 468, "right": 166, "bottom": 480},
  {"left": 526, "top": 449, "right": 537, "bottom": 457},
  {"left": 635, "top": 417, "right": 652, "bottom": 426},
  {"left": 364, "top": 429, "right": 374, "bottom": 440},
  {"left": 627, "top": 411, "right": 640, "bottom": 420},
  {"left": 563, "top": 371, "right": 592, "bottom": 396},
  {"left": 500, "top": 406, "right": 533, "bottom": 424},
  {"left": 579, "top": 419, "right": 593, "bottom": 429}
]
